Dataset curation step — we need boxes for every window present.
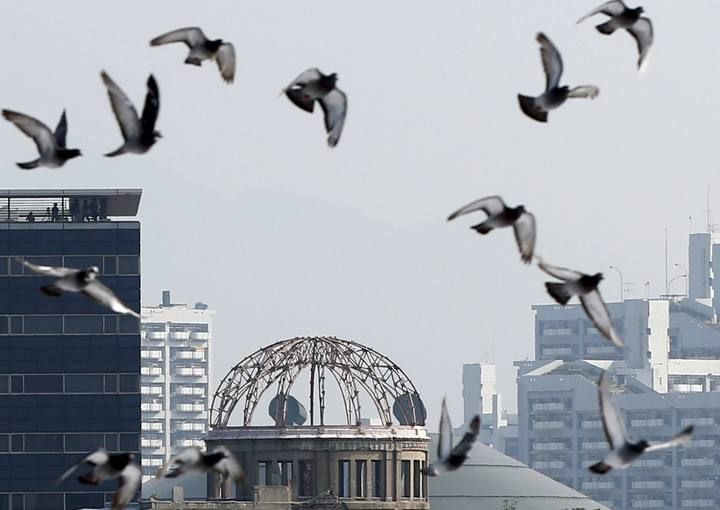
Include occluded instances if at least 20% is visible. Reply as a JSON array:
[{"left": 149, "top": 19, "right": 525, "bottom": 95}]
[
  {"left": 371, "top": 460, "right": 383, "bottom": 498},
  {"left": 65, "top": 256, "right": 103, "bottom": 270},
  {"left": 401, "top": 460, "right": 411, "bottom": 498},
  {"left": 0, "top": 316, "right": 7, "bottom": 335},
  {"left": 104, "top": 315, "right": 118, "bottom": 334},
  {"left": 120, "top": 315, "right": 139, "bottom": 334},
  {"left": 65, "top": 375, "right": 104, "bottom": 393},
  {"left": 258, "top": 461, "right": 269, "bottom": 486},
  {"left": 0, "top": 256, "right": 7, "bottom": 275},
  {"left": 24, "top": 433, "right": 63, "bottom": 452},
  {"left": 10, "top": 316, "right": 22, "bottom": 334},
  {"left": 24, "top": 375, "right": 63, "bottom": 393},
  {"left": 64, "top": 315, "right": 103, "bottom": 334},
  {"left": 356, "top": 460, "right": 367, "bottom": 498},
  {"left": 103, "top": 256, "right": 117, "bottom": 275},
  {"left": 338, "top": 460, "right": 350, "bottom": 498},
  {"left": 119, "top": 374, "right": 139, "bottom": 392},
  {"left": 66, "top": 433, "right": 105, "bottom": 452},
  {"left": 279, "top": 461, "right": 293, "bottom": 486},
  {"left": 413, "top": 460, "right": 422, "bottom": 498},
  {"left": 118, "top": 255, "right": 139, "bottom": 274},
  {"left": 298, "top": 460, "right": 313, "bottom": 497},
  {"left": 24, "top": 315, "right": 63, "bottom": 334}
]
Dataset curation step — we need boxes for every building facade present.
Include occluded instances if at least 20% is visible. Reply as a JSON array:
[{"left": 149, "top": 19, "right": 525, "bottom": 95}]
[
  {"left": 140, "top": 291, "right": 213, "bottom": 481},
  {"left": 0, "top": 189, "right": 142, "bottom": 510}
]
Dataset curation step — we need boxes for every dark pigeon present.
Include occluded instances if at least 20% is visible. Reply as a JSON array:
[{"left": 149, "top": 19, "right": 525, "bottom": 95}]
[
  {"left": 422, "top": 398, "right": 480, "bottom": 476},
  {"left": 158, "top": 446, "right": 244, "bottom": 482},
  {"left": 2, "top": 109, "right": 81, "bottom": 169}
]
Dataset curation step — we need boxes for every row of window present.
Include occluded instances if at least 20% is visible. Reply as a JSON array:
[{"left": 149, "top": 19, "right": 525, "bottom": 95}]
[
  {"left": 0, "top": 374, "right": 139, "bottom": 394},
  {"left": 143, "top": 322, "right": 210, "bottom": 333},
  {"left": 0, "top": 314, "right": 139, "bottom": 335},
  {"left": 0, "top": 492, "right": 117, "bottom": 510},
  {"left": 0, "top": 432, "right": 138, "bottom": 453},
  {"left": 1, "top": 255, "right": 139, "bottom": 276}
]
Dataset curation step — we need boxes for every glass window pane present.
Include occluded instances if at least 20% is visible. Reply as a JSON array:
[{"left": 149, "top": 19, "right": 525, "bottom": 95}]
[
  {"left": 0, "top": 317, "right": 7, "bottom": 335},
  {"left": 10, "top": 316, "right": 22, "bottom": 334},
  {"left": 66, "top": 433, "right": 105, "bottom": 452},
  {"left": 64, "top": 256, "right": 102, "bottom": 270},
  {"left": 24, "top": 375, "right": 63, "bottom": 393},
  {"left": 0, "top": 377, "right": 7, "bottom": 393},
  {"left": 298, "top": 460, "right": 313, "bottom": 498},
  {"left": 0, "top": 257, "right": 7, "bottom": 275},
  {"left": 119, "top": 433, "right": 139, "bottom": 452},
  {"left": 65, "top": 375, "right": 104, "bottom": 393},
  {"left": 10, "top": 376, "right": 23, "bottom": 393},
  {"left": 104, "top": 315, "right": 118, "bottom": 334},
  {"left": 401, "top": 460, "right": 411, "bottom": 498},
  {"left": 22, "top": 256, "right": 62, "bottom": 269},
  {"left": 372, "top": 460, "right": 383, "bottom": 498},
  {"left": 24, "top": 433, "right": 63, "bottom": 452},
  {"left": 10, "top": 258, "right": 23, "bottom": 275},
  {"left": 119, "top": 315, "right": 140, "bottom": 334},
  {"left": 119, "top": 374, "right": 139, "bottom": 393},
  {"left": 11, "top": 435, "right": 23, "bottom": 453},
  {"left": 0, "top": 435, "right": 8, "bottom": 452},
  {"left": 64, "top": 315, "right": 103, "bottom": 334},
  {"left": 105, "top": 375, "right": 118, "bottom": 393},
  {"left": 103, "top": 256, "right": 117, "bottom": 275},
  {"left": 258, "top": 461, "right": 268, "bottom": 486},
  {"left": 413, "top": 460, "right": 421, "bottom": 498},
  {"left": 105, "top": 433, "right": 118, "bottom": 451},
  {"left": 24, "top": 315, "right": 63, "bottom": 334},
  {"left": 338, "top": 460, "right": 350, "bottom": 498},
  {"left": 118, "top": 255, "right": 139, "bottom": 274},
  {"left": 356, "top": 460, "right": 367, "bottom": 498}
]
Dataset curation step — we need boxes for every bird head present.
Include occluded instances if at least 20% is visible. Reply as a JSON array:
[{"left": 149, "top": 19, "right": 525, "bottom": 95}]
[
  {"left": 592, "top": 272, "right": 604, "bottom": 283},
  {"left": 636, "top": 439, "right": 650, "bottom": 451},
  {"left": 635, "top": 6, "right": 644, "bottom": 14},
  {"left": 322, "top": 73, "right": 339, "bottom": 89},
  {"left": 514, "top": 205, "right": 526, "bottom": 214},
  {"left": 85, "top": 266, "right": 100, "bottom": 280}
]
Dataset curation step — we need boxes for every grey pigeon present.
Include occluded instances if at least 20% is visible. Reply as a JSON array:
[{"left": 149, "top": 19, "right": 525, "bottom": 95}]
[
  {"left": 589, "top": 372, "right": 693, "bottom": 474},
  {"left": 577, "top": 1, "right": 653, "bottom": 70},
  {"left": 150, "top": 27, "right": 236, "bottom": 83},
  {"left": 157, "top": 446, "right": 244, "bottom": 482},
  {"left": 57, "top": 449, "right": 141, "bottom": 510},
  {"left": 284, "top": 68, "right": 347, "bottom": 147},
  {"left": 538, "top": 258, "right": 623, "bottom": 347},
  {"left": 447, "top": 195, "right": 536, "bottom": 264},
  {"left": 101, "top": 71, "right": 161, "bottom": 157},
  {"left": 20, "top": 258, "right": 140, "bottom": 318},
  {"left": 518, "top": 33, "right": 599, "bottom": 123},
  {"left": 422, "top": 398, "right": 480, "bottom": 476},
  {"left": 2, "top": 109, "right": 81, "bottom": 169}
]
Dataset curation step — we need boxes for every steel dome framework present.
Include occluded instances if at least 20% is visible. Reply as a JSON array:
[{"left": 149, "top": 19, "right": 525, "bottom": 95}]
[{"left": 210, "top": 336, "right": 425, "bottom": 427}]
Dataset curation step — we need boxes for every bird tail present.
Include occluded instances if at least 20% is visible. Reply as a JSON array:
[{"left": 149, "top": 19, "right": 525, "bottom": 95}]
[
  {"left": 41, "top": 285, "right": 64, "bottom": 297},
  {"left": 596, "top": 20, "right": 616, "bottom": 35},
  {"left": 471, "top": 222, "right": 493, "bottom": 235},
  {"left": 588, "top": 461, "right": 612, "bottom": 474},
  {"left": 104, "top": 147, "right": 126, "bottom": 158},
  {"left": 16, "top": 159, "right": 40, "bottom": 170},
  {"left": 545, "top": 282, "right": 572, "bottom": 305},
  {"left": 517, "top": 94, "right": 547, "bottom": 123}
]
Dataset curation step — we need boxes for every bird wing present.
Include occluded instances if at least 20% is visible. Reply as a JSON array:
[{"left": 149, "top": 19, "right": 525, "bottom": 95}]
[
  {"left": 437, "top": 397, "right": 453, "bottom": 460},
  {"left": 140, "top": 75, "right": 160, "bottom": 136},
  {"left": 82, "top": 280, "right": 140, "bottom": 318},
  {"left": 150, "top": 27, "right": 207, "bottom": 48},
  {"left": 215, "top": 42, "right": 236, "bottom": 83},
  {"left": 536, "top": 32, "right": 563, "bottom": 91},
  {"left": 21, "top": 258, "right": 76, "bottom": 278},
  {"left": 627, "top": 18, "right": 653, "bottom": 71},
  {"left": 537, "top": 259, "right": 583, "bottom": 282},
  {"left": 101, "top": 71, "right": 140, "bottom": 143},
  {"left": 513, "top": 212, "right": 536, "bottom": 264},
  {"left": 645, "top": 426, "right": 694, "bottom": 453},
  {"left": 447, "top": 196, "right": 506, "bottom": 221},
  {"left": 567, "top": 85, "right": 600, "bottom": 99},
  {"left": 113, "top": 463, "right": 141, "bottom": 510},
  {"left": 57, "top": 449, "right": 109, "bottom": 483},
  {"left": 157, "top": 447, "right": 202, "bottom": 477},
  {"left": 449, "top": 415, "right": 480, "bottom": 460},
  {"left": 576, "top": 1, "right": 627, "bottom": 24},
  {"left": 597, "top": 372, "right": 628, "bottom": 450},
  {"left": 580, "top": 290, "right": 624, "bottom": 347},
  {"left": 285, "top": 89, "right": 315, "bottom": 113},
  {"left": 318, "top": 88, "right": 347, "bottom": 147},
  {"left": 2, "top": 109, "right": 57, "bottom": 157},
  {"left": 54, "top": 110, "right": 68, "bottom": 148},
  {"left": 213, "top": 447, "right": 245, "bottom": 481}
]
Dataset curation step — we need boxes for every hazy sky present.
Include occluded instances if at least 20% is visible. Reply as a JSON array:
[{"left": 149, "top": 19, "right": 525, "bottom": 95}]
[{"left": 2, "top": 1, "right": 720, "bottom": 426}]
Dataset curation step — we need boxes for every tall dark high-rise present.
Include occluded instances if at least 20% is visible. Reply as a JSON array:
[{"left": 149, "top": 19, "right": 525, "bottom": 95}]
[{"left": 0, "top": 189, "right": 142, "bottom": 510}]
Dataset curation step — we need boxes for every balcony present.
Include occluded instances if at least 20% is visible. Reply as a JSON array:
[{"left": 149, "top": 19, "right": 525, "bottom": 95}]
[
  {"left": 190, "top": 331, "right": 210, "bottom": 341},
  {"left": 146, "top": 331, "right": 167, "bottom": 340},
  {"left": 175, "top": 403, "right": 206, "bottom": 413},
  {"left": 169, "top": 331, "right": 191, "bottom": 341}
]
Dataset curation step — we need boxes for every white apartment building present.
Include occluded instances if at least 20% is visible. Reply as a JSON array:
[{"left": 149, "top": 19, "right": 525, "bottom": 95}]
[{"left": 140, "top": 291, "right": 214, "bottom": 482}]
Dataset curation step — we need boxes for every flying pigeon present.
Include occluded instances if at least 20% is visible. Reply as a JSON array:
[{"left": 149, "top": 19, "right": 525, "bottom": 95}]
[
  {"left": 422, "top": 398, "right": 480, "bottom": 476},
  {"left": 20, "top": 258, "right": 140, "bottom": 318},
  {"left": 447, "top": 195, "right": 536, "bottom": 263},
  {"left": 101, "top": 71, "right": 161, "bottom": 157},
  {"left": 2, "top": 109, "right": 81, "bottom": 169},
  {"left": 57, "top": 449, "right": 141, "bottom": 510},
  {"left": 157, "top": 446, "right": 244, "bottom": 481},
  {"left": 577, "top": 1, "right": 653, "bottom": 70},
  {"left": 284, "top": 68, "right": 347, "bottom": 147},
  {"left": 589, "top": 372, "right": 693, "bottom": 474},
  {"left": 538, "top": 259, "right": 623, "bottom": 347},
  {"left": 518, "top": 33, "right": 599, "bottom": 123},
  {"left": 150, "top": 27, "right": 236, "bottom": 83}
]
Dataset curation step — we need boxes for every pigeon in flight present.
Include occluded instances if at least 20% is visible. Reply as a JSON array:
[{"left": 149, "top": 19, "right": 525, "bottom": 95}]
[
  {"left": 422, "top": 398, "right": 480, "bottom": 476},
  {"left": 20, "top": 258, "right": 140, "bottom": 318},
  {"left": 577, "top": 1, "right": 653, "bottom": 70},
  {"left": 157, "top": 446, "right": 244, "bottom": 482},
  {"left": 150, "top": 27, "right": 236, "bottom": 83},
  {"left": 589, "top": 372, "right": 693, "bottom": 474},
  {"left": 57, "top": 449, "right": 141, "bottom": 510},
  {"left": 447, "top": 195, "right": 536, "bottom": 263},
  {"left": 101, "top": 71, "right": 161, "bottom": 157},
  {"left": 518, "top": 33, "right": 599, "bottom": 123},
  {"left": 2, "top": 109, "right": 81, "bottom": 169},
  {"left": 538, "top": 259, "right": 622, "bottom": 348},
  {"left": 284, "top": 68, "right": 347, "bottom": 147}
]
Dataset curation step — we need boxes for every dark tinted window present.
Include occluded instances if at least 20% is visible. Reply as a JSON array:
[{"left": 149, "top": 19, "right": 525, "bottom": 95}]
[
  {"left": 24, "top": 315, "right": 63, "bottom": 334},
  {"left": 24, "top": 375, "right": 63, "bottom": 393},
  {"left": 119, "top": 315, "right": 139, "bottom": 334},
  {"left": 11, "top": 435, "right": 23, "bottom": 452},
  {"left": 65, "top": 493, "right": 104, "bottom": 510},
  {"left": 10, "top": 316, "right": 22, "bottom": 334},
  {"left": 10, "top": 258, "right": 23, "bottom": 275},
  {"left": 104, "top": 315, "right": 118, "bottom": 334},
  {"left": 66, "top": 433, "right": 105, "bottom": 452},
  {"left": 10, "top": 376, "right": 23, "bottom": 393},
  {"left": 119, "top": 433, "right": 139, "bottom": 451},
  {"left": 25, "top": 493, "right": 63, "bottom": 510},
  {"left": 0, "top": 257, "right": 7, "bottom": 275},
  {"left": 65, "top": 375, "right": 104, "bottom": 393},
  {"left": 104, "top": 375, "right": 118, "bottom": 393},
  {"left": 64, "top": 256, "right": 102, "bottom": 270},
  {"left": 0, "top": 435, "right": 8, "bottom": 452},
  {"left": 119, "top": 374, "right": 139, "bottom": 393},
  {"left": 24, "top": 433, "right": 63, "bottom": 452},
  {"left": 0, "top": 316, "right": 7, "bottom": 335},
  {"left": 0, "top": 377, "right": 7, "bottom": 393},
  {"left": 118, "top": 255, "right": 139, "bottom": 274},
  {"left": 105, "top": 433, "right": 118, "bottom": 451},
  {"left": 64, "top": 315, "right": 103, "bottom": 334},
  {"left": 11, "top": 494, "right": 23, "bottom": 510},
  {"left": 103, "top": 256, "right": 117, "bottom": 275}
]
